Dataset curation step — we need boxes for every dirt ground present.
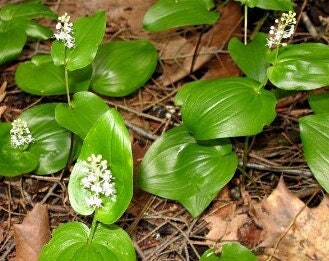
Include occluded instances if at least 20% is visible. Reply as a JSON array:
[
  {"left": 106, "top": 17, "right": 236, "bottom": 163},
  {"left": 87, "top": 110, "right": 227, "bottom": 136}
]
[{"left": 1, "top": 0, "right": 329, "bottom": 260}]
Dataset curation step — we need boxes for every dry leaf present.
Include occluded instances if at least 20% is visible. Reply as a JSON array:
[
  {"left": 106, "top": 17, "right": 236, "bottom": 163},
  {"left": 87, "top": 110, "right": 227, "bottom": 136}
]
[
  {"left": 159, "top": 1, "right": 242, "bottom": 86},
  {"left": 205, "top": 179, "right": 329, "bottom": 260},
  {"left": 14, "top": 204, "right": 50, "bottom": 261}
]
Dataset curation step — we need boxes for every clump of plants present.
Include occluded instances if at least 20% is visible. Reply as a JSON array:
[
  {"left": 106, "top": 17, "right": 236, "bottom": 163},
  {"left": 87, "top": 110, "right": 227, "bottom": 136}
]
[{"left": 1, "top": 0, "right": 328, "bottom": 260}]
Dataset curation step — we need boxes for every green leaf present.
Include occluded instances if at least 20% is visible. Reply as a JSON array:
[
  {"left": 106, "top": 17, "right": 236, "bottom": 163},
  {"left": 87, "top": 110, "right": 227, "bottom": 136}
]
[
  {"left": 200, "top": 243, "right": 257, "bottom": 260},
  {"left": 13, "top": 19, "right": 53, "bottom": 39},
  {"left": 91, "top": 40, "right": 158, "bottom": 97},
  {"left": 143, "top": 0, "right": 219, "bottom": 32},
  {"left": 0, "top": 123, "right": 38, "bottom": 177},
  {"left": 68, "top": 110, "right": 133, "bottom": 223},
  {"left": 300, "top": 113, "right": 329, "bottom": 193},
  {"left": 15, "top": 55, "right": 91, "bottom": 96},
  {"left": 228, "top": 33, "right": 269, "bottom": 82},
  {"left": 55, "top": 92, "right": 109, "bottom": 139},
  {"left": 39, "top": 222, "right": 136, "bottom": 261},
  {"left": 0, "top": 27, "right": 26, "bottom": 65},
  {"left": 51, "top": 10, "right": 106, "bottom": 71},
  {"left": 0, "top": 2, "right": 56, "bottom": 21},
  {"left": 308, "top": 92, "right": 329, "bottom": 114},
  {"left": 138, "top": 125, "right": 238, "bottom": 217},
  {"left": 180, "top": 77, "right": 277, "bottom": 139},
  {"left": 19, "top": 103, "right": 71, "bottom": 175},
  {"left": 253, "top": 0, "right": 293, "bottom": 11},
  {"left": 267, "top": 43, "right": 329, "bottom": 90},
  {"left": 234, "top": 0, "right": 257, "bottom": 7}
]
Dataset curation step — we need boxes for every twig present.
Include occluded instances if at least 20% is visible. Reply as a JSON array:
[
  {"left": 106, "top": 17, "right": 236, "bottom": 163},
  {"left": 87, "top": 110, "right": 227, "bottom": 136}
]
[{"left": 240, "top": 161, "right": 313, "bottom": 178}]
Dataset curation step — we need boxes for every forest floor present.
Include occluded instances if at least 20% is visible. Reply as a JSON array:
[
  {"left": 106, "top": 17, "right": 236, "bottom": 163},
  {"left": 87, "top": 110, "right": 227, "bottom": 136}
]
[{"left": 1, "top": 0, "right": 329, "bottom": 260}]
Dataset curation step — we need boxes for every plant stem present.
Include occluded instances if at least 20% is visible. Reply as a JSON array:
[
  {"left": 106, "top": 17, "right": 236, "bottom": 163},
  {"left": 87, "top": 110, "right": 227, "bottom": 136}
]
[
  {"left": 64, "top": 66, "right": 72, "bottom": 109},
  {"left": 244, "top": 5, "right": 248, "bottom": 45},
  {"left": 87, "top": 217, "right": 98, "bottom": 244},
  {"left": 64, "top": 48, "right": 72, "bottom": 109}
]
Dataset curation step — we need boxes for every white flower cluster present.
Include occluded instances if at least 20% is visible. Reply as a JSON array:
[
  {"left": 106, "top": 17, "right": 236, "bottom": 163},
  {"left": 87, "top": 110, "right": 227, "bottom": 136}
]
[
  {"left": 81, "top": 154, "right": 116, "bottom": 208},
  {"left": 10, "top": 119, "right": 34, "bottom": 149},
  {"left": 54, "top": 13, "right": 75, "bottom": 49},
  {"left": 266, "top": 11, "right": 297, "bottom": 48}
]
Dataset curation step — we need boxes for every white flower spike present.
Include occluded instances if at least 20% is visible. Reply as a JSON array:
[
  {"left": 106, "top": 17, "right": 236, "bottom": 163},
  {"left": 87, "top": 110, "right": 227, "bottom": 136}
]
[
  {"left": 10, "top": 119, "right": 34, "bottom": 149},
  {"left": 266, "top": 11, "right": 297, "bottom": 49},
  {"left": 80, "top": 154, "right": 116, "bottom": 209},
  {"left": 54, "top": 13, "right": 75, "bottom": 49}
]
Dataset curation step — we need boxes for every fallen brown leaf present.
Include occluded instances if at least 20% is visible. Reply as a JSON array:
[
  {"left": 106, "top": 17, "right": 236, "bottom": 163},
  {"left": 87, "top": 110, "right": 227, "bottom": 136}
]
[
  {"left": 204, "top": 179, "right": 329, "bottom": 260},
  {"left": 14, "top": 204, "right": 50, "bottom": 261}
]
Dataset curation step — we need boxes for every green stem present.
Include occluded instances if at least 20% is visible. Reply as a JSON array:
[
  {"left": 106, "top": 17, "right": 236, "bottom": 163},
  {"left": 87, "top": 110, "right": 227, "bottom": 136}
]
[
  {"left": 244, "top": 5, "right": 248, "bottom": 45},
  {"left": 257, "top": 75, "right": 269, "bottom": 92},
  {"left": 87, "top": 217, "right": 98, "bottom": 244},
  {"left": 64, "top": 48, "right": 72, "bottom": 109}
]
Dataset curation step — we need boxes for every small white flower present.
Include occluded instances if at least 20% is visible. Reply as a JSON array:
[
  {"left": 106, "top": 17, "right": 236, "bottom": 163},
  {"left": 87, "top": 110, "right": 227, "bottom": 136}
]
[
  {"left": 266, "top": 11, "right": 297, "bottom": 49},
  {"left": 79, "top": 153, "right": 117, "bottom": 209},
  {"left": 54, "top": 13, "right": 75, "bottom": 49},
  {"left": 86, "top": 195, "right": 103, "bottom": 208},
  {"left": 10, "top": 119, "right": 34, "bottom": 149}
]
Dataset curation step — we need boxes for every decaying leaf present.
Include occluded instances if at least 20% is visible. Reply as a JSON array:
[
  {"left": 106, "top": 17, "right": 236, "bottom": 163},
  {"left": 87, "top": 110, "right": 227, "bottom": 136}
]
[
  {"left": 14, "top": 204, "right": 50, "bottom": 261},
  {"left": 205, "top": 179, "right": 329, "bottom": 260}
]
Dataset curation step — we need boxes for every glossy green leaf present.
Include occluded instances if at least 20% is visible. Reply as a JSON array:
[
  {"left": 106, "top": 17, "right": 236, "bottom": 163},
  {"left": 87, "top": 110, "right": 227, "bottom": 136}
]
[
  {"left": 15, "top": 55, "right": 91, "bottom": 95},
  {"left": 254, "top": 0, "right": 292, "bottom": 10},
  {"left": 0, "top": 2, "right": 56, "bottom": 21},
  {"left": 234, "top": 0, "right": 257, "bottom": 7},
  {"left": 180, "top": 77, "right": 277, "bottom": 139},
  {"left": 19, "top": 103, "right": 71, "bottom": 175},
  {"left": 51, "top": 11, "right": 106, "bottom": 71},
  {"left": 228, "top": 33, "right": 269, "bottom": 82},
  {"left": 200, "top": 243, "right": 257, "bottom": 260},
  {"left": 308, "top": 92, "right": 329, "bottom": 114},
  {"left": 0, "top": 123, "right": 38, "bottom": 177},
  {"left": 138, "top": 125, "right": 238, "bottom": 217},
  {"left": 13, "top": 19, "right": 53, "bottom": 39},
  {"left": 91, "top": 40, "right": 158, "bottom": 97},
  {"left": 0, "top": 27, "right": 26, "bottom": 65},
  {"left": 39, "top": 222, "right": 136, "bottom": 261},
  {"left": 174, "top": 80, "right": 200, "bottom": 106},
  {"left": 143, "top": 0, "right": 219, "bottom": 32},
  {"left": 267, "top": 43, "right": 329, "bottom": 90},
  {"left": 68, "top": 110, "right": 133, "bottom": 223},
  {"left": 300, "top": 113, "right": 329, "bottom": 193},
  {"left": 55, "top": 92, "right": 109, "bottom": 139}
]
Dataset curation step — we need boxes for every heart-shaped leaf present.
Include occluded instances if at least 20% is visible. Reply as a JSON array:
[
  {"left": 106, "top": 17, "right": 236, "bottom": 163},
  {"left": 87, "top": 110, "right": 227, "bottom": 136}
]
[
  {"left": 51, "top": 11, "right": 106, "bottom": 71},
  {"left": 55, "top": 92, "right": 109, "bottom": 139},
  {"left": 0, "top": 123, "right": 38, "bottom": 177},
  {"left": 143, "top": 0, "right": 219, "bottom": 32},
  {"left": 91, "top": 40, "right": 158, "bottom": 97},
  {"left": 68, "top": 109, "right": 133, "bottom": 224},
  {"left": 179, "top": 77, "right": 277, "bottom": 139},
  {"left": 19, "top": 103, "right": 71, "bottom": 175},
  {"left": 138, "top": 125, "right": 238, "bottom": 217},
  {"left": 228, "top": 33, "right": 269, "bottom": 82},
  {"left": 300, "top": 113, "right": 329, "bottom": 193},
  {"left": 39, "top": 222, "right": 135, "bottom": 261},
  {"left": 15, "top": 55, "right": 91, "bottom": 95},
  {"left": 267, "top": 43, "right": 329, "bottom": 90},
  {"left": 308, "top": 92, "right": 329, "bottom": 114}
]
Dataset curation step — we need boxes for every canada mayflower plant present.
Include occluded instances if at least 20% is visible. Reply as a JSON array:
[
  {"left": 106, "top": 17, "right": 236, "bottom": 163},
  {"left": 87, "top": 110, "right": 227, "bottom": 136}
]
[
  {"left": 54, "top": 13, "right": 75, "bottom": 49},
  {"left": 266, "top": 11, "right": 296, "bottom": 48},
  {"left": 10, "top": 119, "right": 34, "bottom": 149},
  {"left": 81, "top": 154, "right": 117, "bottom": 208}
]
